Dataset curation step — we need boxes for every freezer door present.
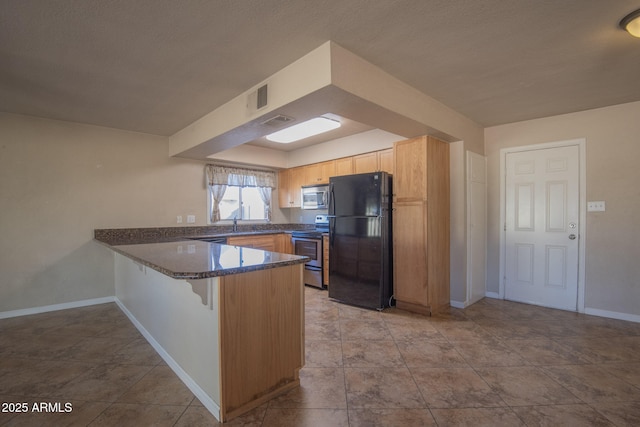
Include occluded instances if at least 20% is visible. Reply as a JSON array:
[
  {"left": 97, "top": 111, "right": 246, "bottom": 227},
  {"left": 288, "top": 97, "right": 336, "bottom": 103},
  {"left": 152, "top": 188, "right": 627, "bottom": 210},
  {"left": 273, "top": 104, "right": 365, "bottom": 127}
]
[
  {"left": 329, "top": 172, "right": 387, "bottom": 217},
  {"left": 328, "top": 216, "right": 391, "bottom": 309}
]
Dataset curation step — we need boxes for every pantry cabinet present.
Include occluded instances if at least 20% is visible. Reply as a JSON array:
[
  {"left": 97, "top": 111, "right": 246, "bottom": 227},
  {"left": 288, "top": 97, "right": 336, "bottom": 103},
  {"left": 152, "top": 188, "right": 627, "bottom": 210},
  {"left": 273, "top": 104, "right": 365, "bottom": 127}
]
[{"left": 392, "top": 136, "right": 449, "bottom": 315}]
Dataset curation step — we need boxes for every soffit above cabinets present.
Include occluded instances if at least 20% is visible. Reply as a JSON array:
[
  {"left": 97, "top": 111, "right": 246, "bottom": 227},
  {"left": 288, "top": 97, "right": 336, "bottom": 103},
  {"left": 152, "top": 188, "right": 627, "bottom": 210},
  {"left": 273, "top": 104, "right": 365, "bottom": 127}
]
[{"left": 169, "top": 42, "right": 465, "bottom": 160}]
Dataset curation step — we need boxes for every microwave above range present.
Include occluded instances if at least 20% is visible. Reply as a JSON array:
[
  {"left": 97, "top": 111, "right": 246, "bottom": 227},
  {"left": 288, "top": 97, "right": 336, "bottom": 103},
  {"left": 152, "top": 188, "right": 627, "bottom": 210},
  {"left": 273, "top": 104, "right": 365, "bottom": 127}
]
[{"left": 301, "top": 185, "right": 329, "bottom": 210}]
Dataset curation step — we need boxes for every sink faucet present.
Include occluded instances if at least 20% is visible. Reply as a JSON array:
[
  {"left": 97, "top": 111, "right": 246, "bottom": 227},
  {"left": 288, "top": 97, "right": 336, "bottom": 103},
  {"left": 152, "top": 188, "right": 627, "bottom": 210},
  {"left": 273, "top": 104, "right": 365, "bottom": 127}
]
[{"left": 232, "top": 216, "right": 238, "bottom": 233}]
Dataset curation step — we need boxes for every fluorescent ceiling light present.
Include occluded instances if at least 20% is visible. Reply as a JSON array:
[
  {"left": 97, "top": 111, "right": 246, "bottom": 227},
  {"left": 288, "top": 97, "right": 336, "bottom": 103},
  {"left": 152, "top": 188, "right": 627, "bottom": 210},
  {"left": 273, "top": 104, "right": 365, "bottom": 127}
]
[{"left": 266, "top": 117, "right": 341, "bottom": 143}]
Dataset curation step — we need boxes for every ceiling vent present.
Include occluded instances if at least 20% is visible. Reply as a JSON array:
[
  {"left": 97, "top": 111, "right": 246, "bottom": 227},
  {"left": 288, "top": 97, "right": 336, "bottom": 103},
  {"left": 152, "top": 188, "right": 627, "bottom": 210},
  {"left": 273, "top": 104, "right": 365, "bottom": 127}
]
[
  {"left": 247, "top": 84, "right": 268, "bottom": 112},
  {"left": 260, "top": 115, "right": 294, "bottom": 126}
]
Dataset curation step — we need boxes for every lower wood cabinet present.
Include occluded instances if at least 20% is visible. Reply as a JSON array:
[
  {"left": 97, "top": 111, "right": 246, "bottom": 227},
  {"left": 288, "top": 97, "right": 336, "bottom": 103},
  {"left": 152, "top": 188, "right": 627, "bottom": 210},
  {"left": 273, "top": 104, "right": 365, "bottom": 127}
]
[{"left": 226, "top": 233, "right": 292, "bottom": 254}]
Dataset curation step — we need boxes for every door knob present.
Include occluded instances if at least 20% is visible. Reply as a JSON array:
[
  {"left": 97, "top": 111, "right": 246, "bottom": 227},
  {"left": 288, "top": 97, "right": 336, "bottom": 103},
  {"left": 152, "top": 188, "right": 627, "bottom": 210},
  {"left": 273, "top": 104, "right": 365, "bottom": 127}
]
[{"left": 569, "top": 234, "right": 577, "bottom": 240}]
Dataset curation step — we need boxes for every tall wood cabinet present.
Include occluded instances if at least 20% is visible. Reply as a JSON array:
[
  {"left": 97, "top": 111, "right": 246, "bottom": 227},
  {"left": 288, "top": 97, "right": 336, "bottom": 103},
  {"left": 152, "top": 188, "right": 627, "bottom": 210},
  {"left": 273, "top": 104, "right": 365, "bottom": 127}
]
[{"left": 392, "top": 136, "right": 450, "bottom": 315}]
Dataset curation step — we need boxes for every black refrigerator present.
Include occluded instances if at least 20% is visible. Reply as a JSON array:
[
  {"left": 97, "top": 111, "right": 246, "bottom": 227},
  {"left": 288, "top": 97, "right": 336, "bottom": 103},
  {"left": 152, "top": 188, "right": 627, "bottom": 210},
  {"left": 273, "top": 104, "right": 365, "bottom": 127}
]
[{"left": 328, "top": 172, "right": 392, "bottom": 310}]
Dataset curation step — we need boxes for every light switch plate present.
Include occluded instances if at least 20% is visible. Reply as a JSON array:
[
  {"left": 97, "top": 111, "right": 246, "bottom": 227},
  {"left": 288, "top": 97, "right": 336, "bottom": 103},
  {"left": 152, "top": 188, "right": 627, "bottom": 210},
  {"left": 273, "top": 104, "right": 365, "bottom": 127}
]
[
  {"left": 587, "top": 201, "right": 606, "bottom": 212},
  {"left": 187, "top": 215, "right": 196, "bottom": 223},
  {"left": 177, "top": 215, "right": 183, "bottom": 223}
]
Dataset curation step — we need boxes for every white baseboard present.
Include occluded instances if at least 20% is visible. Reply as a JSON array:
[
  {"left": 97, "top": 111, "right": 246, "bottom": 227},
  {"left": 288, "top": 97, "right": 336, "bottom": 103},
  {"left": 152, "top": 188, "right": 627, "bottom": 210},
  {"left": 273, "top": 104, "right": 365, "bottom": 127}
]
[
  {"left": 114, "top": 298, "right": 221, "bottom": 421},
  {"left": 450, "top": 300, "right": 467, "bottom": 309},
  {"left": 485, "top": 292, "right": 501, "bottom": 300},
  {"left": 0, "top": 296, "right": 116, "bottom": 319},
  {"left": 585, "top": 307, "right": 640, "bottom": 324}
]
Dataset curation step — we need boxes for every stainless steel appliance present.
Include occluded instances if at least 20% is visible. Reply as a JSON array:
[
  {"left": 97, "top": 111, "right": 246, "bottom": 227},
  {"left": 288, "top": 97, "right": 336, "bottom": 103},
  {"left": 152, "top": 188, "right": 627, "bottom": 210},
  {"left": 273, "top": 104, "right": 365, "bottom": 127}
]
[
  {"left": 328, "top": 172, "right": 392, "bottom": 310},
  {"left": 301, "top": 185, "right": 329, "bottom": 210},
  {"left": 291, "top": 215, "right": 329, "bottom": 288}
]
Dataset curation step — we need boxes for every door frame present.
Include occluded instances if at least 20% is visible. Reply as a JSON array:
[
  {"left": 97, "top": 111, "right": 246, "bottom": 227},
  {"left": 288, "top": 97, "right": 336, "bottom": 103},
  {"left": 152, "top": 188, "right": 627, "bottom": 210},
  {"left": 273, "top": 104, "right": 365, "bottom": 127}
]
[{"left": 498, "top": 138, "right": 586, "bottom": 313}]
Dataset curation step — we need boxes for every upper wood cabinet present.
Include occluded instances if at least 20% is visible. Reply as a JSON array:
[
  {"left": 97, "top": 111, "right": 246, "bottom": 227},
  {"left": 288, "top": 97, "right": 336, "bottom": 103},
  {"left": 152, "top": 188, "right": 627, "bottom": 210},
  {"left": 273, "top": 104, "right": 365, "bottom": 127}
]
[
  {"left": 278, "top": 167, "right": 304, "bottom": 208},
  {"left": 353, "top": 152, "right": 378, "bottom": 174},
  {"left": 378, "top": 148, "right": 394, "bottom": 174},
  {"left": 353, "top": 149, "right": 394, "bottom": 175},
  {"left": 334, "top": 157, "right": 354, "bottom": 176},
  {"left": 304, "top": 160, "right": 335, "bottom": 186},
  {"left": 277, "top": 149, "right": 392, "bottom": 208},
  {"left": 393, "top": 139, "right": 427, "bottom": 202}
]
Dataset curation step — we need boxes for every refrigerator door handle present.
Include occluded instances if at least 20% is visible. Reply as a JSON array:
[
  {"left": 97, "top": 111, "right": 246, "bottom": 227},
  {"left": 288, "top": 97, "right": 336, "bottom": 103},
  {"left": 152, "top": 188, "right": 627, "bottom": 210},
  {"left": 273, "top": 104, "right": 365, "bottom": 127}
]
[{"left": 329, "top": 182, "right": 335, "bottom": 216}]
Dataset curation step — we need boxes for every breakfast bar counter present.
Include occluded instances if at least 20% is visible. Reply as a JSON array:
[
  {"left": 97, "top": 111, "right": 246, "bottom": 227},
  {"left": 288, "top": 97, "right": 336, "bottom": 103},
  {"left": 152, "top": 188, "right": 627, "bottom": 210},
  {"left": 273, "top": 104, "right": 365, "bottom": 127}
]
[
  {"left": 100, "top": 237, "right": 307, "bottom": 423},
  {"left": 107, "top": 239, "right": 308, "bottom": 279}
]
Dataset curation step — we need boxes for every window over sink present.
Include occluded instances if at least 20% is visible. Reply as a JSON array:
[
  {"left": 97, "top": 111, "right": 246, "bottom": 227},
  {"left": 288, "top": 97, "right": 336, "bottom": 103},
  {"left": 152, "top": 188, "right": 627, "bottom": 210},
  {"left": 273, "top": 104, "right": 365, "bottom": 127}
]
[{"left": 205, "top": 164, "right": 275, "bottom": 223}]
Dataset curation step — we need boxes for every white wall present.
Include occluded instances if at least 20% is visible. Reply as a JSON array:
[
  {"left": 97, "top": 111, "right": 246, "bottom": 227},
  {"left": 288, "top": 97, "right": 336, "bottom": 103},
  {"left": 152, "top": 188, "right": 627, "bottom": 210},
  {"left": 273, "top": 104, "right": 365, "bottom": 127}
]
[
  {"left": 485, "top": 101, "right": 640, "bottom": 318},
  {"left": 0, "top": 113, "right": 209, "bottom": 312}
]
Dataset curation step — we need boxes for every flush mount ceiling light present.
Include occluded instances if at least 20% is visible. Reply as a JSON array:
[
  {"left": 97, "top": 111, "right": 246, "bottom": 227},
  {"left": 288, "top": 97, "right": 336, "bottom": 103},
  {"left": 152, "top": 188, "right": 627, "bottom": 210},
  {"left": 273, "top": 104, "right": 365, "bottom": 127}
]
[
  {"left": 620, "top": 8, "right": 640, "bottom": 38},
  {"left": 265, "top": 117, "right": 341, "bottom": 143}
]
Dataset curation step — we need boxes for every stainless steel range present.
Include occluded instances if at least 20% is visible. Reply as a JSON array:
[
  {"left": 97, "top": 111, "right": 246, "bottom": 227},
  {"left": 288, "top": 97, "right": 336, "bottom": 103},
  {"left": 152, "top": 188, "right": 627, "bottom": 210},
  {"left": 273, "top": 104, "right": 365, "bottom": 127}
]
[{"left": 290, "top": 215, "right": 328, "bottom": 288}]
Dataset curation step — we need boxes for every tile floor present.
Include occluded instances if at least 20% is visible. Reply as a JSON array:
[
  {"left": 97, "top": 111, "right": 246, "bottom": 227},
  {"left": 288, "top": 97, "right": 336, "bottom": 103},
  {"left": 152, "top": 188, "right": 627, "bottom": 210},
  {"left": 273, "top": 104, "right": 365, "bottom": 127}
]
[{"left": 1, "top": 288, "right": 640, "bottom": 426}]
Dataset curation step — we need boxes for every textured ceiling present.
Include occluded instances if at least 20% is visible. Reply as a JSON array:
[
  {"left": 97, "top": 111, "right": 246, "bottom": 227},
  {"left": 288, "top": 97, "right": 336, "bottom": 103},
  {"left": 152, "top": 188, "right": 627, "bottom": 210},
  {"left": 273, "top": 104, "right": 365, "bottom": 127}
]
[{"left": 1, "top": 0, "right": 640, "bottom": 137}]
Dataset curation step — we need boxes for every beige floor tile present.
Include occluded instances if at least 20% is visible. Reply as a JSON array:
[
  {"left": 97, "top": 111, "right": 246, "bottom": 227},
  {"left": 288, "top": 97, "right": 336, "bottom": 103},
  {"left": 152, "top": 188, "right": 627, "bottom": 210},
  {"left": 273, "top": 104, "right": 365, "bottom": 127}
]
[
  {"left": 345, "top": 367, "right": 425, "bottom": 408},
  {"left": 88, "top": 402, "right": 185, "bottom": 426},
  {"left": 341, "top": 339, "right": 404, "bottom": 367},
  {"left": 0, "top": 358, "right": 94, "bottom": 397},
  {"left": 450, "top": 337, "right": 528, "bottom": 368},
  {"left": 4, "top": 293, "right": 640, "bottom": 425},
  {"left": 339, "top": 318, "right": 391, "bottom": 341},
  {"left": 543, "top": 364, "right": 640, "bottom": 403},
  {"left": 116, "top": 365, "right": 194, "bottom": 405},
  {"left": 430, "top": 321, "right": 496, "bottom": 341},
  {"left": 430, "top": 407, "right": 524, "bottom": 426},
  {"left": 601, "top": 361, "right": 640, "bottom": 387},
  {"left": 56, "top": 363, "right": 153, "bottom": 402},
  {"left": 411, "top": 367, "right": 505, "bottom": 409},
  {"left": 262, "top": 408, "right": 349, "bottom": 427},
  {"left": 109, "top": 337, "right": 164, "bottom": 365},
  {"left": 305, "top": 320, "right": 341, "bottom": 340},
  {"left": 304, "top": 339, "right": 343, "bottom": 367},
  {"left": 173, "top": 405, "right": 223, "bottom": 426},
  {"left": 556, "top": 336, "right": 640, "bottom": 363},
  {"left": 476, "top": 366, "right": 581, "bottom": 406},
  {"left": 397, "top": 340, "right": 468, "bottom": 368},
  {"left": 591, "top": 401, "right": 640, "bottom": 426},
  {"left": 348, "top": 408, "right": 436, "bottom": 426},
  {"left": 384, "top": 319, "right": 446, "bottom": 341},
  {"left": 504, "top": 337, "right": 590, "bottom": 365},
  {"left": 268, "top": 367, "right": 347, "bottom": 409},
  {"left": 512, "top": 403, "right": 614, "bottom": 426}
]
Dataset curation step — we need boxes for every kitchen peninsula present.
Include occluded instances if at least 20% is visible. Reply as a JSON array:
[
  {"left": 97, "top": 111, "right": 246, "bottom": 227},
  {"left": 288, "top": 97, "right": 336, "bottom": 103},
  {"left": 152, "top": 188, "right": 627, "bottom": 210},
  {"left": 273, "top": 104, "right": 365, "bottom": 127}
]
[{"left": 96, "top": 228, "right": 309, "bottom": 423}]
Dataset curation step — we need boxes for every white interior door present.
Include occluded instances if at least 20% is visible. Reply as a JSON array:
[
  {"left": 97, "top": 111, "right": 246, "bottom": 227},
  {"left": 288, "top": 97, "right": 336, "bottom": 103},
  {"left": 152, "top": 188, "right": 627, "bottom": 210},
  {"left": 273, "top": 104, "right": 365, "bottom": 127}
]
[{"left": 505, "top": 145, "right": 580, "bottom": 311}]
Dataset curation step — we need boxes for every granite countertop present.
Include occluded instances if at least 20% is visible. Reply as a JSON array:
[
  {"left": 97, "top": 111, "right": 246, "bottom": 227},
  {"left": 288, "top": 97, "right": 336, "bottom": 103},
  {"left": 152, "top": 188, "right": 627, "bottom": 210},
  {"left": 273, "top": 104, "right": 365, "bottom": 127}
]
[
  {"left": 94, "top": 223, "right": 314, "bottom": 246},
  {"left": 108, "top": 240, "right": 309, "bottom": 280}
]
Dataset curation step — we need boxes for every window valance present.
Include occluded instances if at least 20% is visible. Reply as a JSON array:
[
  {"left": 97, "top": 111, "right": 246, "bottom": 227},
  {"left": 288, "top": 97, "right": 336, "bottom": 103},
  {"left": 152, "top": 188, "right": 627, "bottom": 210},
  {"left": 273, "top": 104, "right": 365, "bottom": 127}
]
[{"left": 205, "top": 164, "right": 276, "bottom": 188}]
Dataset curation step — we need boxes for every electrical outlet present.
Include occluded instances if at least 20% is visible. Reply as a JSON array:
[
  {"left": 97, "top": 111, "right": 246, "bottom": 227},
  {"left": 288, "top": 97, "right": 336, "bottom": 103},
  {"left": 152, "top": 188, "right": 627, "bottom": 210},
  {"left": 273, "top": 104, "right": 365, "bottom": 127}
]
[
  {"left": 587, "top": 201, "right": 606, "bottom": 212},
  {"left": 187, "top": 215, "right": 196, "bottom": 223},
  {"left": 177, "top": 215, "right": 183, "bottom": 223}
]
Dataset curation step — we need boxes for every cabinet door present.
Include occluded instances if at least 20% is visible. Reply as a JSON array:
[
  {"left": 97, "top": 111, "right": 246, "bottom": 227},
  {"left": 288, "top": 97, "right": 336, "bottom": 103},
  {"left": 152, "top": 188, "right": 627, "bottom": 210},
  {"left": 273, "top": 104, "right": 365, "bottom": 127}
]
[
  {"left": 353, "top": 152, "right": 378, "bottom": 174},
  {"left": 288, "top": 167, "right": 304, "bottom": 208},
  {"left": 306, "top": 160, "right": 336, "bottom": 185},
  {"left": 227, "top": 235, "right": 277, "bottom": 252},
  {"left": 304, "top": 163, "right": 322, "bottom": 186},
  {"left": 334, "top": 157, "right": 353, "bottom": 176},
  {"left": 394, "top": 136, "right": 427, "bottom": 202},
  {"left": 378, "top": 149, "right": 394, "bottom": 174},
  {"left": 393, "top": 201, "right": 429, "bottom": 311},
  {"left": 278, "top": 169, "right": 290, "bottom": 208}
]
